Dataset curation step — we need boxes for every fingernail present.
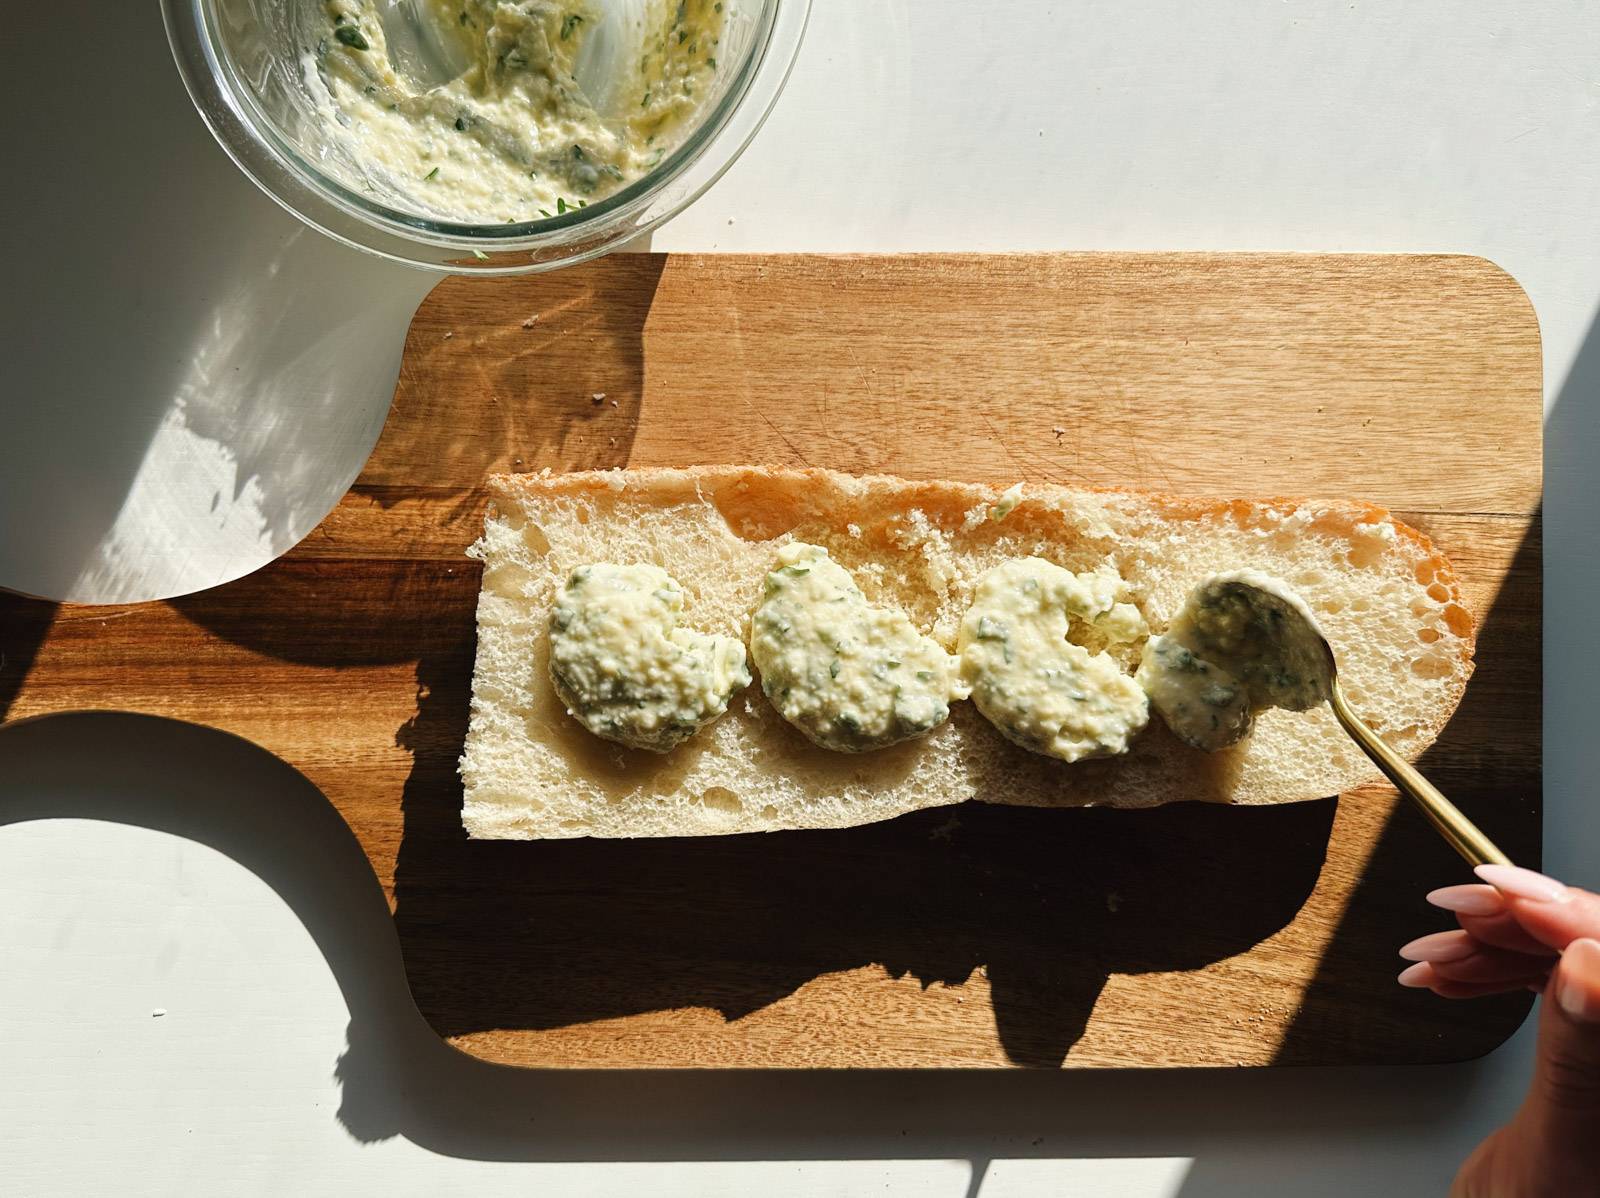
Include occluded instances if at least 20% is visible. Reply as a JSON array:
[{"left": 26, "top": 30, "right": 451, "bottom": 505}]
[
  {"left": 1397, "top": 962, "right": 1433, "bottom": 988},
  {"left": 1426, "top": 884, "right": 1506, "bottom": 916},
  {"left": 1475, "top": 864, "right": 1568, "bottom": 903},
  {"left": 1399, "top": 930, "right": 1477, "bottom": 963},
  {"left": 1556, "top": 939, "right": 1600, "bottom": 1023}
]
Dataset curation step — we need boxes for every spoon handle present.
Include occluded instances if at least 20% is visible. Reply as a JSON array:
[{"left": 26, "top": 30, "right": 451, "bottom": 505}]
[{"left": 1328, "top": 680, "right": 1511, "bottom": 868}]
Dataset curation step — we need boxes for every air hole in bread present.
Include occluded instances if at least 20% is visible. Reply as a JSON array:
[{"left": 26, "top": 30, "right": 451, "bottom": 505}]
[
  {"left": 1347, "top": 542, "right": 1384, "bottom": 570},
  {"left": 522, "top": 521, "right": 551, "bottom": 556},
  {"left": 1426, "top": 582, "right": 1451, "bottom": 603},
  {"left": 1418, "top": 627, "right": 1441, "bottom": 644},
  {"left": 1443, "top": 603, "right": 1471, "bottom": 638},
  {"left": 709, "top": 483, "right": 803, "bottom": 542},
  {"left": 698, "top": 786, "right": 743, "bottom": 815},
  {"left": 485, "top": 562, "right": 535, "bottom": 594},
  {"left": 1411, "top": 654, "right": 1453, "bottom": 680},
  {"left": 760, "top": 804, "right": 778, "bottom": 820}
]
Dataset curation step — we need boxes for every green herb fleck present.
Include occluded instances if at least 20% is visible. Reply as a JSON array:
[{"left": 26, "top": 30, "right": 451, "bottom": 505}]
[
  {"left": 1160, "top": 641, "right": 1207, "bottom": 675},
  {"left": 829, "top": 659, "right": 842, "bottom": 679},
  {"left": 472, "top": 249, "right": 489, "bottom": 260},
  {"left": 423, "top": 166, "right": 440, "bottom": 180},
  {"left": 454, "top": 116, "right": 467, "bottom": 131},
  {"left": 557, "top": 197, "right": 568, "bottom": 214},
  {"left": 560, "top": 12, "right": 584, "bottom": 39},
  {"left": 334, "top": 24, "right": 369, "bottom": 50}
]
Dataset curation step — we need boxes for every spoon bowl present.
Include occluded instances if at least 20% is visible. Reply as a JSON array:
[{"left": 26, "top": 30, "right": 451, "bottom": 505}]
[{"left": 1218, "top": 576, "right": 1510, "bottom": 869}]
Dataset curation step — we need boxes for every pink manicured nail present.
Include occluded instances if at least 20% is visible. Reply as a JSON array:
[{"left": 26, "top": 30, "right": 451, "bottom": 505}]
[
  {"left": 1475, "top": 864, "right": 1568, "bottom": 903},
  {"left": 1556, "top": 938, "right": 1600, "bottom": 1023},
  {"left": 1399, "top": 930, "right": 1477, "bottom": 963},
  {"left": 1397, "top": 962, "right": 1433, "bottom": 988},
  {"left": 1426, "top": 884, "right": 1506, "bottom": 916}
]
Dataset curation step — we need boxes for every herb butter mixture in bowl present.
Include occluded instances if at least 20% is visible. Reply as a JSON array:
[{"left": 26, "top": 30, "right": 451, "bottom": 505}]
[{"left": 163, "top": 0, "right": 808, "bottom": 270}]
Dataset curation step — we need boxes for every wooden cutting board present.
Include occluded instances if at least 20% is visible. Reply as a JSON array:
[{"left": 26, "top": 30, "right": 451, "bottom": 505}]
[{"left": 0, "top": 253, "right": 1542, "bottom": 1069}]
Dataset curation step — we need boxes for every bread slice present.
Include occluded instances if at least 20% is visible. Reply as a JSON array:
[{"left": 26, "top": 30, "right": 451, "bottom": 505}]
[{"left": 460, "top": 467, "right": 1473, "bottom": 839}]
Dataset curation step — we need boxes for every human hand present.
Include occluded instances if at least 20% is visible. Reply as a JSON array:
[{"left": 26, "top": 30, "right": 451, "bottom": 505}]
[{"left": 1396, "top": 864, "right": 1600, "bottom": 1198}]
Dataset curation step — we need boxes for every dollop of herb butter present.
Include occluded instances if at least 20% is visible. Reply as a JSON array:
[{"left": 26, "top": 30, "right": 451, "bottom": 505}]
[
  {"left": 549, "top": 563, "right": 750, "bottom": 752},
  {"left": 749, "top": 543, "right": 965, "bottom": 752},
  {"left": 958, "top": 558, "right": 1150, "bottom": 762},
  {"left": 314, "top": 0, "right": 726, "bottom": 224},
  {"left": 1136, "top": 570, "right": 1333, "bottom": 751}
]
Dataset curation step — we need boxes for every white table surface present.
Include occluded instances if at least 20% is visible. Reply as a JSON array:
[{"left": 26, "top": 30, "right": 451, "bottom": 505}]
[{"left": 4, "top": 2, "right": 1599, "bottom": 1194}]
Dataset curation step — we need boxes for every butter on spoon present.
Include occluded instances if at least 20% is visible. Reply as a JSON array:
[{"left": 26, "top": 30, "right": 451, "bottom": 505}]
[{"left": 1139, "top": 571, "right": 1509, "bottom": 867}]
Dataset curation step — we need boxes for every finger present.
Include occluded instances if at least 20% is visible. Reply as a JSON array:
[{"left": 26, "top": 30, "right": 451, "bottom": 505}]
[
  {"left": 1457, "top": 909, "right": 1559, "bottom": 956},
  {"left": 1553, "top": 938, "right": 1600, "bottom": 1026},
  {"left": 1399, "top": 929, "right": 1477, "bottom": 963},
  {"left": 1429, "top": 945, "right": 1557, "bottom": 986},
  {"left": 1523, "top": 939, "right": 1600, "bottom": 1148},
  {"left": 1400, "top": 961, "right": 1547, "bottom": 1000},
  {"left": 1431, "top": 977, "right": 1548, "bottom": 1000},
  {"left": 1397, "top": 960, "right": 1547, "bottom": 999},
  {"left": 1475, "top": 863, "right": 1569, "bottom": 903},
  {"left": 1475, "top": 866, "right": 1600, "bottom": 954},
  {"left": 1427, "top": 883, "right": 1506, "bottom": 917}
]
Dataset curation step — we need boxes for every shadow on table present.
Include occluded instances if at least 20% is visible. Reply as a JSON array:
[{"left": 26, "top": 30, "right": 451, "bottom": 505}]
[
  {"left": 0, "top": 595, "right": 57, "bottom": 721},
  {"left": 0, "top": 711, "right": 1494, "bottom": 1183}
]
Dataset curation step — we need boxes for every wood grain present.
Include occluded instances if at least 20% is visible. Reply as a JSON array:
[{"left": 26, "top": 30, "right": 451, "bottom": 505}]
[{"left": 0, "top": 253, "right": 1541, "bottom": 1069}]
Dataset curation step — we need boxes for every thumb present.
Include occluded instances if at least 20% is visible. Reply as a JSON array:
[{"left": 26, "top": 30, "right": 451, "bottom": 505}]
[{"left": 1527, "top": 938, "right": 1600, "bottom": 1133}]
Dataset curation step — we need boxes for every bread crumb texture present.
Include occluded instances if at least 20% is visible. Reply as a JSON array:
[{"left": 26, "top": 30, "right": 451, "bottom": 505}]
[{"left": 460, "top": 467, "right": 1474, "bottom": 839}]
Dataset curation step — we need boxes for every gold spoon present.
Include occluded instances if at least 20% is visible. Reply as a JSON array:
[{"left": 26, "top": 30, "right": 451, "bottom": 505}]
[
  {"left": 1240, "top": 575, "right": 1509, "bottom": 868},
  {"left": 1325, "top": 675, "right": 1510, "bottom": 867}
]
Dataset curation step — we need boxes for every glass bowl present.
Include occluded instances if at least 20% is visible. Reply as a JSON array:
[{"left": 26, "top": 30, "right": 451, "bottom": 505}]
[{"left": 162, "top": 0, "right": 809, "bottom": 273}]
